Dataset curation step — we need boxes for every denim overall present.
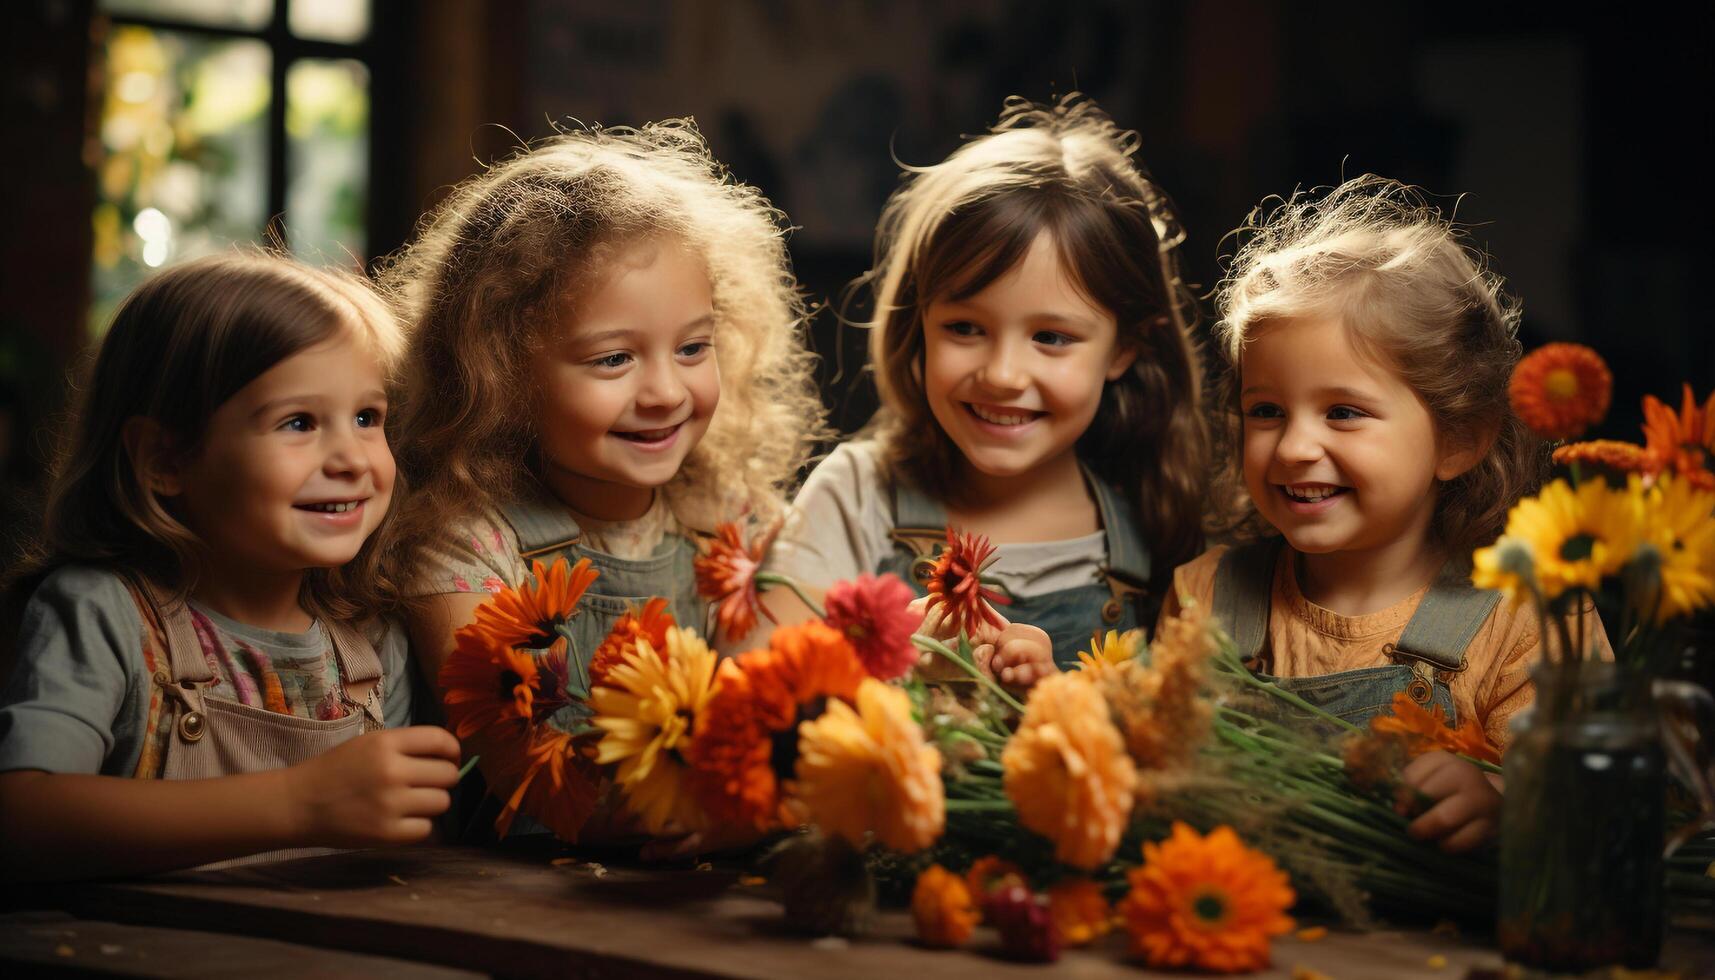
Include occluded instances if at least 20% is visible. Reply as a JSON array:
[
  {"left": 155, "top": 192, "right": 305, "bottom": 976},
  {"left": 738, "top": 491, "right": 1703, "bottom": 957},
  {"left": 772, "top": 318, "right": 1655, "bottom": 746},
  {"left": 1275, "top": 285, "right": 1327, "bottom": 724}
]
[
  {"left": 496, "top": 493, "right": 709, "bottom": 682},
  {"left": 876, "top": 468, "right": 1158, "bottom": 669},
  {"left": 459, "top": 493, "right": 707, "bottom": 840},
  {"left": 1212, "top": 538, "right": 1499, "bottom": 728}
]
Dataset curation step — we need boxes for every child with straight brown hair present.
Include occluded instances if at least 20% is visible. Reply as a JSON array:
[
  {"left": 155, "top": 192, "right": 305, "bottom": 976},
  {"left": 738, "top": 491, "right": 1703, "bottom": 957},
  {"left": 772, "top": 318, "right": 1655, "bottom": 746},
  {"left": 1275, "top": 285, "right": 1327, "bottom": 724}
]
[{"left": 0, "top": 252, "right": 457, "bottom": 880}]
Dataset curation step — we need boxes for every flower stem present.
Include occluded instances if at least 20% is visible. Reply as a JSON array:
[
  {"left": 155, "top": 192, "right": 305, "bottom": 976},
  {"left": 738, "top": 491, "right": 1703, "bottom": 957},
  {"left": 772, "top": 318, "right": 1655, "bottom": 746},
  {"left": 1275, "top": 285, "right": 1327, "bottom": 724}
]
[
  {"left": 911, "top": 634, "right": 1027, "bottom": 713},
  {"left": 755, "top": 571, "right": 826, "bottom": 620}
]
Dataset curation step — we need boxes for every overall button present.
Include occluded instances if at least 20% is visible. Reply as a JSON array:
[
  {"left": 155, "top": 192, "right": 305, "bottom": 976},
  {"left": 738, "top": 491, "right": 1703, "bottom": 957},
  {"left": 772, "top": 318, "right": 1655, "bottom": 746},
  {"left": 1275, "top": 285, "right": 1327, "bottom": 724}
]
[
  {"left": 1101, "top": 597, "right": 1123, "bottom": 623},
  {"left": 911, "top": 556, "right": 937, "bottom": 585},
  {"left": 1406, "top": 678, "right": 1433, "bottom": 704},
  {"left": 178, "top": 710, "right": 206, "bottom": 742}
]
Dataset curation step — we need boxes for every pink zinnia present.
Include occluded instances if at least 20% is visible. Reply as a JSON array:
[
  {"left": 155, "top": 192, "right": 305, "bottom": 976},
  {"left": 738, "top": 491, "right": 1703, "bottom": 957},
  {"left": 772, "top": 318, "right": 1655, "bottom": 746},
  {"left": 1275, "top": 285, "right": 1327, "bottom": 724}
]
[{"left": 823, "top": 573, "right": 919, "bottom": 680}]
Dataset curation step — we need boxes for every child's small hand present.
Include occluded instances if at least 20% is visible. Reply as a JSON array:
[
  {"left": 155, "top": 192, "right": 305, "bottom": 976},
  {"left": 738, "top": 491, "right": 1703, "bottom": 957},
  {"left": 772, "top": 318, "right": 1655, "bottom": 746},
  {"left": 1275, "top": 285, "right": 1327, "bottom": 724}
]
[
  {"left": 290, "top": 725, "right": 461, "bottom": 848},
  {"left": 1398, "top": 750, "right": 1502, "bottom": 853},
  {"left": 979, "top": 623, "right": 1055, "bottom": 690}
]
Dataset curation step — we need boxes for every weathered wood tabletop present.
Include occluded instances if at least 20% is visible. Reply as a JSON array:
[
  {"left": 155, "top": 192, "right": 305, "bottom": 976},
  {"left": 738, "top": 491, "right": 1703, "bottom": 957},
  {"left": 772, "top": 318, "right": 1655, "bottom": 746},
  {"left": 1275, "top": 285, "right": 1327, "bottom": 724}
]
[{"left": 3, "top": 842, "right": 1712, "bottom": 979}]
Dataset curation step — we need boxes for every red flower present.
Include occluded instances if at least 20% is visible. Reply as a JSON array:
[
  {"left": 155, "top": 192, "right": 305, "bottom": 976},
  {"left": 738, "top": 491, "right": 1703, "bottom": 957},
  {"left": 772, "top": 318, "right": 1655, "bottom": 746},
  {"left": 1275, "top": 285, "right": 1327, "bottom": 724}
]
[
  {"left": 924, "top": 527, "right": 1011, "bottom": 638},
  {"left": 823, "top": 573, "right": 920, "bottom": 680},
  {"left": 695, "top": 521, "right": 777, "bottom": 643}
]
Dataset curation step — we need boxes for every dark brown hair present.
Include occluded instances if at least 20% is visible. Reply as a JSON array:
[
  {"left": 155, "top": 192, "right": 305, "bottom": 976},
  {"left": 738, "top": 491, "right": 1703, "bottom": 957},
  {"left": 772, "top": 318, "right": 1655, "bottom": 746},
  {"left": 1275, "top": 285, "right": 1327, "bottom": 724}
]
[{"left": 864, "top": 95, "right": 1210, "bottom": 583}]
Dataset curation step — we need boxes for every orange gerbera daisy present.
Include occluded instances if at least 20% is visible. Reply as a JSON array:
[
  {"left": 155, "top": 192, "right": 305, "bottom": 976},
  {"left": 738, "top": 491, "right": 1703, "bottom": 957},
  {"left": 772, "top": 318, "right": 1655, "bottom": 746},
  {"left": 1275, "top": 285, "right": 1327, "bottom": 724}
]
[
  {"left": 1048, "top": 879, "right": 1114, "bottom": 947},
  {"left": 1369, "top": 691, "right": 1500, "bottom": 766},
  {"left": 912, "top": 865, "right": 979, "bottom": 948},
  {"left": 694, "top": 521, "right": 778, "bottom": 643},
  {"left": 1642, "top": 384, "right": 1715, "bottom": 491},
  {"left": 685, "top": 622, "right": 868, "bottom": 830},
  {"left": 588, "top": 597, "right": 674, "bottom": 689},
  {"left": 1002, "top": 673, "right": 1137, "bottom": 870},
  {"left": 924, "top": 527, "right": 1012, "bottom": 638},
  {"left": 482, "top": 725, "right": 602, "bottom": 842},
  {"left": 439, "top": 630, "right": 542, "bottom": 741},
  {"left": 965, "top": 855, "right": 1027, "bottom": 900},
  {"left": 1553, "top": 439, "right": 1662, "bottom": 483},
  {"left": 789, "top": 678, "right": 945, "bottom": 852},
  {"left": 1119, "top": 822, "right": 1295, "bottom": 973},
  {"left": 460, "top": 557, "right": 599, "bottom": 653},
  {"left": 1509, "top": 343, "right": 1612, "bottom": 441}
]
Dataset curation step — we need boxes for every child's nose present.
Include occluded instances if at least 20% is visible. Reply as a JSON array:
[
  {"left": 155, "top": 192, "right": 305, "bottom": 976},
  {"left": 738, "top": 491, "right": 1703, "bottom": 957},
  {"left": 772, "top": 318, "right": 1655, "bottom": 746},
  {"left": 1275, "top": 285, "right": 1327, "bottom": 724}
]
[
  {"left": 1275, "top": 417, "right": 1324, "bottom": 464},
  {"left": 636, "top": 358, "right": 688, "bottom": 410},
  {"left": 977, "top": 340, "right": 1028, "bottom": 392},
  {"left": 323, "top": 427, "right": 372, "bottom": 478}
]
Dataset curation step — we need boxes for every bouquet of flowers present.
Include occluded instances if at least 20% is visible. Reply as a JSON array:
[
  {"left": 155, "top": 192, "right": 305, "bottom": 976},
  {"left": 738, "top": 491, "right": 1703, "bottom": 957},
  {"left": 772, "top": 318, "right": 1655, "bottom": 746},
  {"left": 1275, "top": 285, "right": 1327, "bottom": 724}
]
[
  {"left": 441, "top": 519, "right": 1533, "bottom": 973},
  {"left": 1474, "top": 343, "right": 1715, "bottom": 969}
]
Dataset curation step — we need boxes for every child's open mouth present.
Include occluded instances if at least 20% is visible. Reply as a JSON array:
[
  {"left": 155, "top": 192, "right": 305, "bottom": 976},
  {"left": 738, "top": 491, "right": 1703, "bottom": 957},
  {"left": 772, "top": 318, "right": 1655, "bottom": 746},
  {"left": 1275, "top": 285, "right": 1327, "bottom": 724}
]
[
  {"left": 1279, "top": 483, "right": 1348, "bottom": 511},
  {"left": 965, "top": 402, "right": 1045, "bottom": 428},
  {"left": 612, "top": 423, "right": 682, "bottom": 450},
  {"left": 293, "top": 499, "right": 367, "bottom": 524}
]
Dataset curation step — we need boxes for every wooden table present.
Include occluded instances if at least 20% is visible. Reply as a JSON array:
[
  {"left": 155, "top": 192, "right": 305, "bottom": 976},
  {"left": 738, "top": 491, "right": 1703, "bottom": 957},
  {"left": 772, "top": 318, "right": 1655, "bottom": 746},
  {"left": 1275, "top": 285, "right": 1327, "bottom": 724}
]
[{"left": 4, "top": 842, "right": 1712, "bottom": 979}]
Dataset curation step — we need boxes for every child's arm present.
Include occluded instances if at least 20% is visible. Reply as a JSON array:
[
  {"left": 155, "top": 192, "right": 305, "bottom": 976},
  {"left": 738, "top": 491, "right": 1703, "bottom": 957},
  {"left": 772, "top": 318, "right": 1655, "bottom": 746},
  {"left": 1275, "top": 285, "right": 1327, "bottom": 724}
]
[
  {"left": 1398, "top": 749, "right": 1502, "bottom": 853},
  {"left": 405, "top": 592, "right": 490, "bottom": 696},
  {"left": 0, "top": 725, "right": 461, "bottom": 881}
]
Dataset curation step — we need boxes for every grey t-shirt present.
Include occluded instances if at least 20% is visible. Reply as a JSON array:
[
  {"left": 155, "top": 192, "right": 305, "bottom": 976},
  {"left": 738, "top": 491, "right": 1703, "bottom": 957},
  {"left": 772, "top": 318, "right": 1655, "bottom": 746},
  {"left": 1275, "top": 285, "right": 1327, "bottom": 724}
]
[
  {"left": 765, "top": 440, "right": 1109, "bottom": 598},
  {"left": 0, "top": 565, "right": 416, "bottom": 776}
]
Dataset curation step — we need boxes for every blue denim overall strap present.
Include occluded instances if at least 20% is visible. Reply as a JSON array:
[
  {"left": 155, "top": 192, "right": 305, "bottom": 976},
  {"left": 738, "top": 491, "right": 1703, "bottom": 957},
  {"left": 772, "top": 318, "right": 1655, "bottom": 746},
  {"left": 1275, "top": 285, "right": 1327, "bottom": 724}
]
[
  {"left": 1212, "top": 540, "right": 1495, "bottom": 727},
  {"left": 497, "top": 492, "right": 706, "bottom": 693},
  {"left": 878, "top": 467, "right": 1156, "bottom": 669}
]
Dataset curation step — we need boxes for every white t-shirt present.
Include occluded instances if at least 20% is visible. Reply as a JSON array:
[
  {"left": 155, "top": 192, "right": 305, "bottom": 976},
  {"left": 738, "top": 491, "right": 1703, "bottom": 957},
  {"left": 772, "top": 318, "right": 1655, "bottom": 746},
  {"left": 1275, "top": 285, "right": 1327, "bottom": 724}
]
[{"left": 765, "top": 440, "right": 1110, "bottom": 599}]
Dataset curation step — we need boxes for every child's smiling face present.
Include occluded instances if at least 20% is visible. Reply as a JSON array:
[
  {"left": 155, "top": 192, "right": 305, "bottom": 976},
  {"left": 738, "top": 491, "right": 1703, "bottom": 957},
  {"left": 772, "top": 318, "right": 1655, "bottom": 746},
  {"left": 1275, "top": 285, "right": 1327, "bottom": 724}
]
[
  {"left": 170, "top": 333, "right": 395, "bottom": 575},
  {"left": 533, "top": 237, "right": 720, "bottom": 519},
  {"left": 920, "top": 231, "right": 1136, "bottom": 482},
  {"left": 1239, "top": 315, "right": 1470, "bottom": 559}
]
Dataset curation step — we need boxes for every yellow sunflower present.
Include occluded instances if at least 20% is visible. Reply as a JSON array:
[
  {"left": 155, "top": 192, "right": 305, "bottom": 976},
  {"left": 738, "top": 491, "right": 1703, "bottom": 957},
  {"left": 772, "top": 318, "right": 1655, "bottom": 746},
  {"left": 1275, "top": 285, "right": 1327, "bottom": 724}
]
[
  {"left": 590, "top": 626, "right": 721, "bottom": 834},
  {"left": 1002, "top": 672, "right": 1137, "bottom": 870},
  {"left": 1482, "top": 477, "right": 1647, "bottom": 602},
  {"left": 1640, "top": 475, "right": 1715, "bottom": 624},
  {"left": 790, "top": 678, "right": 946, "bottom": 853}
]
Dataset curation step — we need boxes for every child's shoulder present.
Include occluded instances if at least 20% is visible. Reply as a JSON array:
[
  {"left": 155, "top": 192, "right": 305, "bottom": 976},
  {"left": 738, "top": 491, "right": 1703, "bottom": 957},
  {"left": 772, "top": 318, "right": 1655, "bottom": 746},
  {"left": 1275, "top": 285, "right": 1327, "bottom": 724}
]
[
  {"left": 25, "top": 564, "right": 142, "bottom": 627},
  {"left": 1172, "top": 544, "right": 1233, "bottom": 593}
]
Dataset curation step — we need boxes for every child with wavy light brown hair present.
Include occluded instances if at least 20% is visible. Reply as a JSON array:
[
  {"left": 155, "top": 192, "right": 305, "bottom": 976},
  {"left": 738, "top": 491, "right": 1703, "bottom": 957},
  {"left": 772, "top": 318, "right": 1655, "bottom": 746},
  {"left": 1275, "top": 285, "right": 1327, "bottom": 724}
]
[
  {"left": 766, "top": 95, "right": 1210, "bottom": 679},
  {"left": 383, "top": 120, "right": 825, "bottom": 725},
  {"left": 1164, "top": 174, "right": 1585, "bottom": 853}
]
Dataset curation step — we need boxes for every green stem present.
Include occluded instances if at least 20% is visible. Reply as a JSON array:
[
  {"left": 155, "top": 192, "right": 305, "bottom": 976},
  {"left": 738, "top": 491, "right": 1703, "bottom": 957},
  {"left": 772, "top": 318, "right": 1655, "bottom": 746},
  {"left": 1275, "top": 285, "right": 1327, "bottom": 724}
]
[
  {"left": 911, "top": 634, "right": 1027, "bottom": 713},
  {"left": 945, "top": 798, "right": 1015, "bottom": 813},
  {"left": 1211, "top": 650, "right": 1362, "bottom": 735},
  {"left": 754, "top": 571, "right": 825, "bottom": 620}
]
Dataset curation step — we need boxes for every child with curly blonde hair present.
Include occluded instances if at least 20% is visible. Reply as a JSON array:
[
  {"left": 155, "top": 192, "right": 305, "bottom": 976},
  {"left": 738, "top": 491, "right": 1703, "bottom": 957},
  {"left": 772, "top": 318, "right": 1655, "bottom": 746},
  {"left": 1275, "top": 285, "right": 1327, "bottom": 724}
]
[
  {"left": 1163, "top": 175, "right": 1604, "bottom": 852},
  {"left": 383, "top": 119, "right": 825, "bottom": 704}
]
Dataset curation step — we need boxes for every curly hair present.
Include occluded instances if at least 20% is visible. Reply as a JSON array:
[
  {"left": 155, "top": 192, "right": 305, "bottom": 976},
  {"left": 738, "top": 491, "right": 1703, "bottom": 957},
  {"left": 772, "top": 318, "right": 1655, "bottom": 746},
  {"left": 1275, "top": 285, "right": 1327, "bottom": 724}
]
[
  {"left": 18, "top": 250, "right": 406, "bottom": 623},
  {"left": 860, "top": 95, "right": 1209, "bottom": 583},
  {"left": 380, "top": 119, "right": 826, "bottom": 566},
  {"left": 1211, "top": 174, "right": 1545, "bottom": 562}
]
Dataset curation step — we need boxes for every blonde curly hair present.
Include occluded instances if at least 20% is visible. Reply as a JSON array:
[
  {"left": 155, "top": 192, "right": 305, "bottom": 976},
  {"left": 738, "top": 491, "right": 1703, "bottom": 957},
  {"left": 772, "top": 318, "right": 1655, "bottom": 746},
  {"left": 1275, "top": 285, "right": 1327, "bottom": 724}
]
[
  {"left": 1212, "top": 174, "right": 1543, "bottom": 559},
  {"left": 380, "top": 119, "right": 826, "bottom": 556}
]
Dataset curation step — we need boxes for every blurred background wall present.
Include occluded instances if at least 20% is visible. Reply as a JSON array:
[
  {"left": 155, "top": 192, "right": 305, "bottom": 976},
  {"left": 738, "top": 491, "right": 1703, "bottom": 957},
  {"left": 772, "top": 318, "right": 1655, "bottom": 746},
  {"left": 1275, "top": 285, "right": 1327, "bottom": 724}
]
[{"left": 2, "top": 0, "right": 1710, "bottom": 558}]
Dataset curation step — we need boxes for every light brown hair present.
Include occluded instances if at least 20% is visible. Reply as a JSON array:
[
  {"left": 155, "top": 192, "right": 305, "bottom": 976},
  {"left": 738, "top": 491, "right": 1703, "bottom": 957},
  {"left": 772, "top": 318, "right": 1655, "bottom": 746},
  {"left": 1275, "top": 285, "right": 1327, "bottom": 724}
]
[
  {"left": 1212, "top": 175, "right": 1545, "bottom": 561},
  {"left": 382, "top": 119, "right": 826, "bottom": 569},
  {"left": 22, "top": 250, "right": 406, "bottom": 621},
  {"left": 862, "top": 95, "right": 1209, "bottom": 583}
]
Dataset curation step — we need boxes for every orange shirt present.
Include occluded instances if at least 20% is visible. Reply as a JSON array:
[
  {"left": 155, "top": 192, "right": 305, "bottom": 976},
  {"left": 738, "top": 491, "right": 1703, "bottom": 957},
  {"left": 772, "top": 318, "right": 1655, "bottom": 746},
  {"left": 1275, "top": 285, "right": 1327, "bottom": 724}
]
[{"left": 1160, "top": 545, "right": 1606, "bottom": 751}]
